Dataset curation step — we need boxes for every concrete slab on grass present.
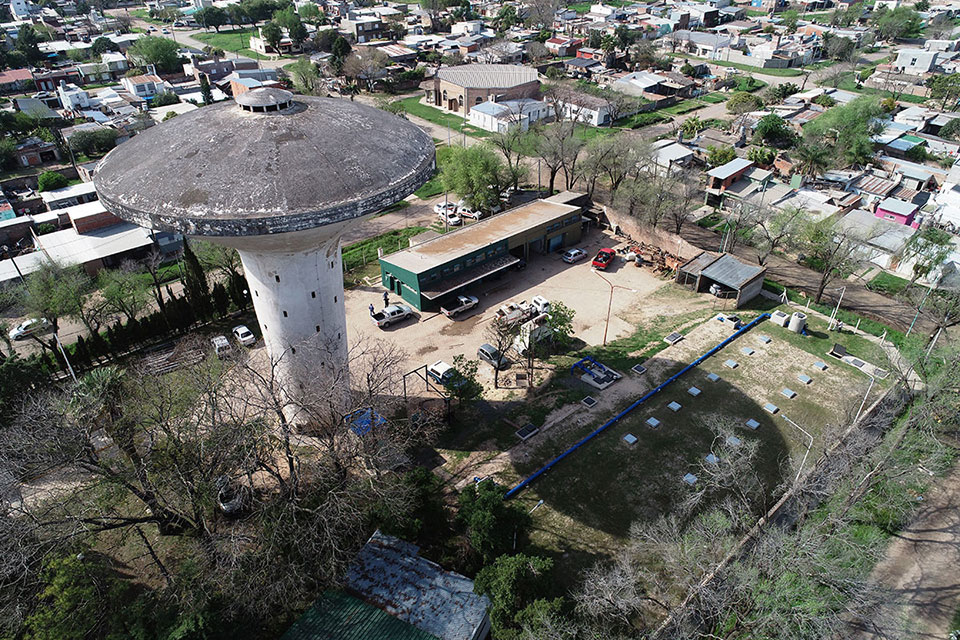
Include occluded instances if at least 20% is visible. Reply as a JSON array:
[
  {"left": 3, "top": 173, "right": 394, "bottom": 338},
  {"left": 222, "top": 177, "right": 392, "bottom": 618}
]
[
  {"left": 724, "top": 359, "right": 739, "bottom": 369},
  {"left": 646, "top": 417, "right": 661, "bottom": 429},
  {"left": 705, "top": 453, "right": 719, "bottom": 464},
  {"left": 814, "top": 361, "right": 828, "bottom": 371},
  {"left": 764, "top": 402, "right": 779, "bottom": 414},
  {"left": 759, "top": 335, "right": 771, "bottom": 344},
  {"left": 683, "top": 473, "right": 698, "bottom": 485},
  {"left": 797, "top": 374, "right": 812, "bottom": 385},
  {"left": 688, "top": 386, "right": 701, "bottom": 397},
  {"left": 623, "top": 433, "right": 638, "bottom": 445},
  {"left": 726, "top": 435, "right": 742, "bottom": 446},
  {"left": 782, "top": 388, "right": 797, "bottom": 399},
  {"left": 741, "top": 347, "right": 755, "bottom": 356},
  {"left": 707, "top": 372, "right": 720, "bottom": 382}
]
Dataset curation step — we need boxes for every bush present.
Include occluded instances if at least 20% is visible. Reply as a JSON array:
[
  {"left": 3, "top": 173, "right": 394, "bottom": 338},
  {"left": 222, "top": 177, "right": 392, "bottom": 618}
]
[
  {"left": 150, "top": 91, "right": 180, "bottom": 108},
  {"left": 69, "top": 128, "right": 118, "bottom": 157},
  {"left": 37, "top": 171, "right": 69, "bottom": 192}
]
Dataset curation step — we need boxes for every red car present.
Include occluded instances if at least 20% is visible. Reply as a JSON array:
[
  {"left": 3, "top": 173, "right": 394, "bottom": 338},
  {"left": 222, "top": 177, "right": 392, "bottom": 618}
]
[{"left": 592, "top": 248, "right": 616, "bottom": 270}]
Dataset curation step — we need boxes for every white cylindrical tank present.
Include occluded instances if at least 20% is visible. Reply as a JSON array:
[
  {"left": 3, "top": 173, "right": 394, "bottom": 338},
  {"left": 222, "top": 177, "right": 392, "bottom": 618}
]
[{"left": 788, "top": 312, "right": 807, "bottom": 333}]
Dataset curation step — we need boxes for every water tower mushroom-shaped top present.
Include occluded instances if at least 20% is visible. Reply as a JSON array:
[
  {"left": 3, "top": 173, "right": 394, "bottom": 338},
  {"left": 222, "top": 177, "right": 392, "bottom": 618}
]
[
  {"left": 93, "top": 88, "right": 435, "bottom": 252},
  {"left": 93, "top": 88, "right": 435, "bottom": 390}
]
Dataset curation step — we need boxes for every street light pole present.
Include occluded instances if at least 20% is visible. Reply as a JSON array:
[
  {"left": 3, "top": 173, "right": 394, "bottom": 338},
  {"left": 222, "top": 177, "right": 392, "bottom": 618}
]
[
  {"left": 828, "top": 286, "right": 846, "bottom": 330},
  {"left": 53, "top": 331, "right": 77, "bottom": 383}
]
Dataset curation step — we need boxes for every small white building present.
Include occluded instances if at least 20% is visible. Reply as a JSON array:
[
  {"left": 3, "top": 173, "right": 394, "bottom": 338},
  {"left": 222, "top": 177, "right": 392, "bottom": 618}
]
[{"left": 467, "top": 98, "right": 550, "bottom": 133}]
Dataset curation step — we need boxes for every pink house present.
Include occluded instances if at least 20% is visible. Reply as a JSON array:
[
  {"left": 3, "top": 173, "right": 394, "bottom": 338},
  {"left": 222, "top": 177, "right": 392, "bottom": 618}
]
[{"left": 874, "top": 197, "right": 920, "bottom": 229}]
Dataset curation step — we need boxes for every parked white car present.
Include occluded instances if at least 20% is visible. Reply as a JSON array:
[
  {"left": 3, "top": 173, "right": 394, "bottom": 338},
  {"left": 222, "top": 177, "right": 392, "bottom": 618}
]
[
  {"left": 8, "top": 318, "right": 51, "bottom": 341},
  {"left": 437, "top": 210, "right": 462, "bottom": 226},
  {"left": 232, "top": 324, "right": 256, "bottom": 346},
  {"left": 458, "top": 206, "right": 485, "bottom": 221},
  {"left": 561, "top": 248, "right": 588, "bottom": 264},
  {"left": 433, "top": 201, "right": 457, "bottom": 216}
]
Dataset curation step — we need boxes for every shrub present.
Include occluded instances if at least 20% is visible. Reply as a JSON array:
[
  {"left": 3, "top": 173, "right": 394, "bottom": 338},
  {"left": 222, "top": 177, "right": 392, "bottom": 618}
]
[
  {"left": 150, "top": 91, "right": 180, "bottom": 107},
  {"left": 37, "top": 171, "right": 69, "bottom": 192}
]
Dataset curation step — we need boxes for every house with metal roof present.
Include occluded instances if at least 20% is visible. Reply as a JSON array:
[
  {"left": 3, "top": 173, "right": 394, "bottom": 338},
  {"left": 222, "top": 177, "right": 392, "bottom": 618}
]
[
  {"left": 379, "top": 196, "right": 584, "bottom": 311},
  {"left": 344, "top": 531, "right": 491, "bottom": 640},
  {"left": 676, "top": 252, "right": 766, "bottom": 307},
  {"left": 426, "top": 64, "right": 540, "bottom": 115},
  {"left": 281, "top": 591, "right": 439, "bottom": 640},
  {"left": 875, "top": 196, "right": 921, "bottom": 228},
  {"left": 467, "top": 98, "right": 550, "bottom": 133}
]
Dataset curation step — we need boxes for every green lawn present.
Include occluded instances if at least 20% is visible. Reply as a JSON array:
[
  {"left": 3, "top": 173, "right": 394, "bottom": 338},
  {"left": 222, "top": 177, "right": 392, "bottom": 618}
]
[
  {"left": 671, "top": 53, "right": 805, "bottom": 77},
  {"left": 193, "top": 28, "right": 261, "bottom": 55},
  {"left": 700, "top": 92, "right": 728, "bottom": 104},
  {"left": 413, "top": 173, "right": 444, "bottom": 199},
  {"left": 567, "top": 0, "right": 632, "bottom": 12},
  {"left": 342, "top": 226, "right": 429, "bottom": 287},
  {"left": 868, "top": 271, "right": 919, "bottom": 296},
  {"left": 660, "top": 100, "right": 705, "bottom": 115},
  {"left": 820, "top": 71, "right": 930, "bottom": 104},
  {"left": 614, "top": 111, "right": 672, "bottom": 129},
  {"left": 395, "top": 97, "right": 490, "bottom": 139}
]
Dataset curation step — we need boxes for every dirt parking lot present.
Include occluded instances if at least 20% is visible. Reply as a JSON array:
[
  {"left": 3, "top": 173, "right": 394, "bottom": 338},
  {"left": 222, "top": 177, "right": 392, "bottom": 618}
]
[{"left": 343, "top": 229, "right": 672, "bottom": 388}]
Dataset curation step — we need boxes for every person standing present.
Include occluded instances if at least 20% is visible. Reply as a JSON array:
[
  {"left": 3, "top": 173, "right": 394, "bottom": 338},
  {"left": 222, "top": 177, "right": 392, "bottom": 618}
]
[
  {"left": 383, "top": 291, "right": 389, "bottom": 307},
  {"left": 369, "top": 303, "right": 375, "bottom": 317}
]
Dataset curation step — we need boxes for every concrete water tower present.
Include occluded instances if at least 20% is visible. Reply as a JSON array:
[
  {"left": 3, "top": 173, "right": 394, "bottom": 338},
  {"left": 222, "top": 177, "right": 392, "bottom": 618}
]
[{"left": 94, "top": 88, "right": 434, "bottom": 392}]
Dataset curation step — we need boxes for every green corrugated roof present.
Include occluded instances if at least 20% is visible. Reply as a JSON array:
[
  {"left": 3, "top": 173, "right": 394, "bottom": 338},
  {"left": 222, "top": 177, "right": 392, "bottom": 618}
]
[
  {"left": 901, "top": 134, "right": 925, "bottom": 143},
  {"left": 280, "top": 592, "right": 439, "bottom": 640}
]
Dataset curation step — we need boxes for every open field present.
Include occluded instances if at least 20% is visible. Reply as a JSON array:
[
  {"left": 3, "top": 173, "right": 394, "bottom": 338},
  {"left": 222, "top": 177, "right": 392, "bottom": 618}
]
[{"left": 193, "top": 27, "right": 263, "bottom": 59}]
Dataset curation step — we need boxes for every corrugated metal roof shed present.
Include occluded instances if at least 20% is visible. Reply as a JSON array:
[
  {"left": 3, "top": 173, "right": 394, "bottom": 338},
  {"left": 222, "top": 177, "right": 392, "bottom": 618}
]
[
  {"left": 707, "top": 157, "right": 753, "bottom": 180},
  {"left": 436, "top": 63, "right": 537, "bottom": 89},
  {"left": 700, "top": 254, "right": 764, "bottom": 288},
  {"left": 345, "top": 531, "right": 490, "bottom": 640},
  {"left": 679, "top": 251, "right": 718, "bottom": 277},
  {"left": 281, "top": 591, "right": 438, "bottom": 640}
]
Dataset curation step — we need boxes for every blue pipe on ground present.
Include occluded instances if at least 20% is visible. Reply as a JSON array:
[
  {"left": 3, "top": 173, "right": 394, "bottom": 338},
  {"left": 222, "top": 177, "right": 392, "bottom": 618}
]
[{"left": 503, "top": 312, "right": 771, "bottom": 500}]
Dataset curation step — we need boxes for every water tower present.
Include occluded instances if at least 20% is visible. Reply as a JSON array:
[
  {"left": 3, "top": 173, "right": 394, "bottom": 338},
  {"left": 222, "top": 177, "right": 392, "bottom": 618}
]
[{"left": 94, "top": 88, "right": 434, "bottom": 393}]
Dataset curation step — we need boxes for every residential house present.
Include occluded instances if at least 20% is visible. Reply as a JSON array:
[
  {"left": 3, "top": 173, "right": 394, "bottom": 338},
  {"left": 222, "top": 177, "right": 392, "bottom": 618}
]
[
  {"left": 552, "top": 91, "right": 618, "bottom": 126},
  {"left": 76, "top": 51, "right": 129, "bottom": 83},
  {"left": 13, "top": 137, "right": 60, "bottom": 167},
  {"left": 612, "top": 70, "right": 695, "bottom": 98},
  {"left": 41, "top": 181, "right": 99, "bottom": 211},
  {"left": 13, "top": 97, "right": 60, "bottom": 121},
  {"left": 874, "top": 196, "right": 921, "bottom": 228},
  {"left": 426, "top": 64, "right": 540, "bottom": 115},
  {"left": 650, "top": 139, "right": 695, "bottom": 175},
  {"left": 249, "top": 25, "right": 305, "bottom": 55},
  {"left": 893, "top": 48, "right": 940, "bottom": 75},
  {"left": 31, "top": 67, "right": 82, "bottom": 92},
  {"left": 545, "top": 35, "right": 584, "bottom": 57},
  {"left": 184, "top": 55, "right": 259, "bottom": 83},
  {"left": 120, "top": 74, "right": 167, "bottom": 100},
  {"left": 661, "top": 29, "right": 732, "bottom": 58},
  {"left": 467, "top": 98, "right": 550, "bottom": 133},
  {"left": 342, "top": 13, "right": 385, "bottom": 43},
  {"left": 563, "top": 56, "right": 604, "bottom": 77},
  {"left": 0, "top": 68, "right": 33, "bottom": 94},
  {"left": 705, "top": 157, "right": 755, "bottom": 206},
  {"left": 834, "top": 208, "right": 915, "bottom": 272}
]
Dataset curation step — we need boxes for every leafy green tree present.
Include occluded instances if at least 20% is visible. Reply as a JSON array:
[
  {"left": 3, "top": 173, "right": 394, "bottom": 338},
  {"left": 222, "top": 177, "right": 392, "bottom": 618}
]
[
  {"left": 196, "top": 5, "right": 228, "bottom": 31},
  {"left": 0, "top": 137, "right": 16, "bottom": 170},
  {"left": 793, "top": 142, "right": 832, "bottom": 176},
  {"left": 726, "top": 91, "right": 764, "bottom": 114},
  {"left": 493, "top": 4, "right": 519, "bottom": 31},
  {"left": 681, "top": 115, "right": 704, "bottom": 138},
  {"left": 98, "top": 265, "right": 151, "bottom": 323},
  {"left": 91, "top": 36, "right": 118, "bottom": 56},
  {"left": 765, "top": 82, "right": 800, "bottom": 104},
  {"left": 474, "top": 554, "right": 560, "bottom": 640},
  {"left": 748, "top": 146, "right": 776, "bottom": 165},
  {"left": 939, "top": 117, "right": 960, "bottom": 141},
  {"left": 199, "top": 74, "right": 213, "bottom": 105},
  {"left": 870, "top": 5, "right": 922, "bottom": 40},
  {"left": 15, "top": 25, "right": 44, "bottom": 65},
  {"left": 914, "top": 0, "right": 929, "bottom": 10},
  {"left": 440, "top": 145, "right": 510, "bottom": 212},
  {"left": 458, "top": 480, "right": 530, "bottom": 563},
  {"left": 449, "top": 354, "right": 483, "bottom": 403},
  {"left": 927, "top": 74, "right": 960, "bottom": 111},
  {"left": 803, "top": 96, "right": 883, "bottom": 167},
  {"left": 68, "top": 128, "right": 118, "bottom": 157},
  {"left": 680, "top": 61, "right": 696, "bottom": 76},
  {"left": 128, "top": 36, "right": 182, "bottom": 73},
  {"left": 151, "top": 90, "right": 180, "bottom": 107},
  {"left": 330, "top": 33, "right": 352, "bottom": 74},
  {"left": 753, "top": 113, "right": 795, "bottom": 147},
  {"left": 825, "top": 34, "right": 855, "bottom": 61},
  {"left": 901, "top": 227, "right": 952, "bottom": 286},
  {"left": 707, "top": 145, "right": 737, "bottom": 167},
  {"left": 261, "top": 21, "right": 283, "bottom": 54},
  {"left": 181, "top": 239, "right": 212, "bottom": 320},
  {"left": 812, "top": 94, "right": 837, "bottom": 108},
  {"left": 545, "top": 300, "right": 576, "bottom": 350},
  {"left": 298, "top": 3, "right": 322, "bottom": 24},
  {"left": 287, "top": 57, "right": 320, "bottom": 94},
  {"left": 289, "top": 20, "right": 308, "bottom": 48},
  {"left": 37, "top": 171, "right": 68, "bottom": 192},
  {"left": 781, "top": 9, "right": 799, "bottom": 32}
]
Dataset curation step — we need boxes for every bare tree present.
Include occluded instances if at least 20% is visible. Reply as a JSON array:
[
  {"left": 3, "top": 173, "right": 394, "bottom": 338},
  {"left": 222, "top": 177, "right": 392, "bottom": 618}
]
[
  {"left": 526, "top": 0, "right": 559, "bottom": 29},
  {"left": 750, "top": 204, "right": 808, "bottom": 265},
  {"left": 487, "top": 128, "right": 528, "bottom": 191},
  {"left": 530, "top": 121, "right": 582, "bottom": 194},
  {"left": 483, "top": 318, "right": 519, "bottom": 389}
]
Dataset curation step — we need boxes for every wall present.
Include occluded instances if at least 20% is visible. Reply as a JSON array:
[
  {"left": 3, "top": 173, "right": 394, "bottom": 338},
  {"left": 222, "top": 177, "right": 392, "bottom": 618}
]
[{"left": 603, "top": 205, "right": 703, "bottom": 262}]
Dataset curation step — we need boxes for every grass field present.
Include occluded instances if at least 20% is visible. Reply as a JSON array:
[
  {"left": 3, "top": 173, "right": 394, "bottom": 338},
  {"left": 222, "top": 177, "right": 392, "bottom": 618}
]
[
  {"left": 193, "top": 28, "right": 263, "bottom": 59},
  {"left": 868, "top": 271, "right": 918, "bottom": 296},
  {"left": 342, "top": 226, "right": 428, "bottom": 286},
  {"left": 819, "top": 72, "right": 930, "bottom": 104},
  {"left": 395, "top": 97, "right": 491, "bottom": 139},
  {"left": 614, "top": 111, "right": 672, "bottom": 129},
  {"left": 482, "top": 299, "right": 890, "bottom": 586},
  {"left": 660, "top": 100, "right": 705, "bottom": 115},
  {"left": 700, "top": 92, "right": 728, "bottom": 104}
]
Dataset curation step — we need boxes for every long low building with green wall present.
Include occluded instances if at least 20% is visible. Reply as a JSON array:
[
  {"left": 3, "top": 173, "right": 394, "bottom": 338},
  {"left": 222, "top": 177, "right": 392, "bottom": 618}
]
[{"left": 379, "top": 194, "right": 587, "bottom": 311}]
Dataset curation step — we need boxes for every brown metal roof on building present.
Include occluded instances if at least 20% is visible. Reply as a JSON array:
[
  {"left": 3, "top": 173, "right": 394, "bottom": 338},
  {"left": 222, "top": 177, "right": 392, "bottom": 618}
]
[
  {"left": 852, "top": 174, "right": 897, "bottom": 196},
  {"left": 890, "top": 184, "right": 919, "bottom": 202},
  {"left": 679, "top": 251, "right": 719, "bottom": 277}
]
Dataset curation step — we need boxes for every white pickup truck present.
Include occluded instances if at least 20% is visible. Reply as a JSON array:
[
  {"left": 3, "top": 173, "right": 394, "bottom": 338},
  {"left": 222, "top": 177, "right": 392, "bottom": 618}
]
[
  {"left": 372, "top": 304, "right": 414, "bottom": 328},
  {"left": 440, "top": 295, "right": 479, "bottom": 318},
  {"left": 494, "top": 295, "right": 550, "bottom": 326}
]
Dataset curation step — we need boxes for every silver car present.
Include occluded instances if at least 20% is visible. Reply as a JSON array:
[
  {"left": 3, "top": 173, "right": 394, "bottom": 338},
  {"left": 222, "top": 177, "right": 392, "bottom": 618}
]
[{"left": 477, "top": 343, "right": 509, "bottom": 370}]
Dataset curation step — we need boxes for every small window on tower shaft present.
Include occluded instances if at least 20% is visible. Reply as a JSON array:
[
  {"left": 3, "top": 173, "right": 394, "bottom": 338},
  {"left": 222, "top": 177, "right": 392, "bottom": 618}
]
[
  {"left": 334, "top": 296, "right": 337, "bottom": 303},
  {"left": 275, "top": 275, "right": 280, "bottom": 283},
  {"left": 316, "top": 326, "right": 320, "bottom": 332},
  {"left": 311, "top": 291, "right": 316, "bottom": 298},
  {"left": 283, "top": 310, "right": 288, "bottom": 317}
]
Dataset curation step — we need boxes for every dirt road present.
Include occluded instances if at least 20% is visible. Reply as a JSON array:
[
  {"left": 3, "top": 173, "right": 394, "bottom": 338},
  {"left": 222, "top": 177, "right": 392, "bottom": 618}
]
[{"left": 848, "top": 462, "right": 960, "bottom": 639}]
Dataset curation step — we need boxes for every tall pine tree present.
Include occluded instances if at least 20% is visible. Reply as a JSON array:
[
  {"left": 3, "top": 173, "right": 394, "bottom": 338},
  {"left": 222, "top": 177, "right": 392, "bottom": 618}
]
[
  {"left": 199, "top": 74, "right": 213, "bottom": 106},
  {"left": 181, "top": 239, "right": 212, "bottom": 321}
]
